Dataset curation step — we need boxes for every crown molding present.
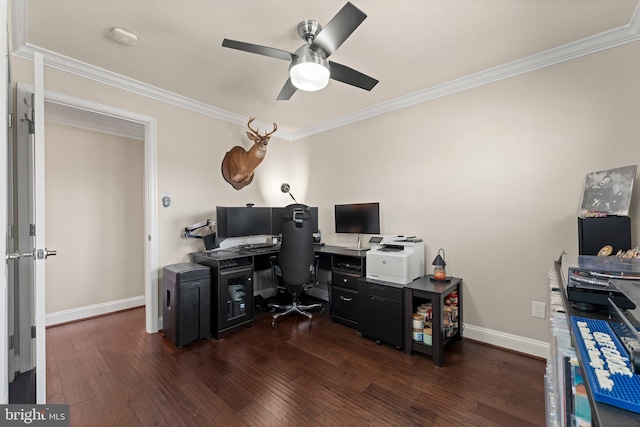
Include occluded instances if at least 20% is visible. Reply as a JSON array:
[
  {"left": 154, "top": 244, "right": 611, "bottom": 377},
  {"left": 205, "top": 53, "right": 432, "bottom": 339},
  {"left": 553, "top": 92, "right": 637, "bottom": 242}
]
[
  {"left": 11, "top": 0, "right": 640, "bottom": 142},
  {"left": 291, "top": 14, "right": 640, "bottom": 140}
]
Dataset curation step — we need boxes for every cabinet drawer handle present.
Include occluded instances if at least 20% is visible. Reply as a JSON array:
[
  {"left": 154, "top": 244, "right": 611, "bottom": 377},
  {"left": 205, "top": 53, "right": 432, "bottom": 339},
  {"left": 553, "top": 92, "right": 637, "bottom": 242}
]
[{"left": 340, "top": 296, "right": 352, "bottom": 302}]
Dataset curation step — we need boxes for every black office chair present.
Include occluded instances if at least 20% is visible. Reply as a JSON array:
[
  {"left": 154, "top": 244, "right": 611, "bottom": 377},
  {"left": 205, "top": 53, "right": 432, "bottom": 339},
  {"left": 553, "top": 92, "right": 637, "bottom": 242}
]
[{"left": 268, "top": 204, "right": 324, "bottom": 327}]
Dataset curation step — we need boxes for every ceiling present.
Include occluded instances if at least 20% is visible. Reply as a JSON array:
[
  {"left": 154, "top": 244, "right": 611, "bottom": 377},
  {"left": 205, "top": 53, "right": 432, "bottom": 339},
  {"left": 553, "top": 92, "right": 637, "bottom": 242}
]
[{"left": 14, "top": 0, "right": 640, "bottom": 138}]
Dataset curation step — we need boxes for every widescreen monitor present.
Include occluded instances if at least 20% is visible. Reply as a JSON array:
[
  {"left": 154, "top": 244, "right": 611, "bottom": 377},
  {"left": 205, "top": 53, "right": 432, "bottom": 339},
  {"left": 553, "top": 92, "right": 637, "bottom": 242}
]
[
  {"left": 334, "top": 202, "right": 380, "bottom": 234},
  {"left": 216, "top": 206, "right": 272, "bottom": 240}
]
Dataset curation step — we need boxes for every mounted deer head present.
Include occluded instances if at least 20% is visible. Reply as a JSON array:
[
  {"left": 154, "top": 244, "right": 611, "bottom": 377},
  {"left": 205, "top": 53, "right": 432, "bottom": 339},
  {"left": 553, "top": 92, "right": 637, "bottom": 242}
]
[{"left": 221, "top": 117, "right": 278, "bottom": 190}]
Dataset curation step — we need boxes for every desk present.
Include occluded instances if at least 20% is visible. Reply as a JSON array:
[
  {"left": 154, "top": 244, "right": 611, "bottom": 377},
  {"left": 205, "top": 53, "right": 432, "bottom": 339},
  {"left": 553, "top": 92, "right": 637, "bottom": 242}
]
[{"left": 190, "top": 245, "right": 368, "bottom": 336}]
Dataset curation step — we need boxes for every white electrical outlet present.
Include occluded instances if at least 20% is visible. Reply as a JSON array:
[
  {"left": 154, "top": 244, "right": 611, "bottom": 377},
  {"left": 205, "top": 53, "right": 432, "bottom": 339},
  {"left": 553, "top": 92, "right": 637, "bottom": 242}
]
[{"left": 532, "top": 301, "right": 546, "bottom": 319}]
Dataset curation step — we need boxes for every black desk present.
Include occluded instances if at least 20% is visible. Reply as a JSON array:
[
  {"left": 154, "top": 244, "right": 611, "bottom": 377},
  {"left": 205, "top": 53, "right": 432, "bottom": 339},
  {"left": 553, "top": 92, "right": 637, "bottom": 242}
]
[{"left": 190, "top": 245, "right": 368, "bottom": 335}]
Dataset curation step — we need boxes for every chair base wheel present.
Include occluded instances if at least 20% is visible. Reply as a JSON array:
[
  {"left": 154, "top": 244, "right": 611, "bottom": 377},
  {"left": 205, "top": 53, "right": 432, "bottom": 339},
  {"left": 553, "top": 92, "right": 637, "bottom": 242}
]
[{"left": 269, "top": 298, "right": 323, "bottom": 326}]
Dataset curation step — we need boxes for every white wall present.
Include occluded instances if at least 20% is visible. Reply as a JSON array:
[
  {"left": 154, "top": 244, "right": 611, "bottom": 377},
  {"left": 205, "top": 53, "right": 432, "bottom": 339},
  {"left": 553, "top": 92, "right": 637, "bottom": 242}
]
[
  {"left": 11, "top": 35, "right": 640, "bottom": 355},
  {"left": 300, "top": 41, "right": 640, "bottom": 345},
  {"left": 44, "top": 122, "right": 144, "bottom": 313}
]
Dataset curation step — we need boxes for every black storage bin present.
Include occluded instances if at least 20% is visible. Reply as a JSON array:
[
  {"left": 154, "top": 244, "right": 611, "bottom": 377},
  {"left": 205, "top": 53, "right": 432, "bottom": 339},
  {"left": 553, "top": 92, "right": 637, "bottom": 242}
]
[
  {"left": 578, "top": 216, "right": 631, "bottom": 255},
  {"left": 163, "top": 263, "right": 211, "bottom": 348}
]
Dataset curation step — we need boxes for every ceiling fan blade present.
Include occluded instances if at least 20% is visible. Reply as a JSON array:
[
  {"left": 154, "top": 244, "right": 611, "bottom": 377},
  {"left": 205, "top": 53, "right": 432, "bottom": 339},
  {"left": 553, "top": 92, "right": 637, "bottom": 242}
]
[
  {"left": 222, "top": 39, "right": 294, "bottom": 61},
  {"left": 329, "top": 61, "right": 378, "bottom": 91},
  {"left": 276, "top": 78, "right": 298, "bottom": 100},
  {"left": 311, "top": 2, "right": 367, "bottom": 58}
]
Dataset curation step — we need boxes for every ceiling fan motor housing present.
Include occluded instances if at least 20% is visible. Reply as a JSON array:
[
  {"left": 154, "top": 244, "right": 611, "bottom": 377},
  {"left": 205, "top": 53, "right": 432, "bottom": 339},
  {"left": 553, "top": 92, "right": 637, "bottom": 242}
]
[{"left": 297, "top": 20, "right": 322, "bottom": 43}]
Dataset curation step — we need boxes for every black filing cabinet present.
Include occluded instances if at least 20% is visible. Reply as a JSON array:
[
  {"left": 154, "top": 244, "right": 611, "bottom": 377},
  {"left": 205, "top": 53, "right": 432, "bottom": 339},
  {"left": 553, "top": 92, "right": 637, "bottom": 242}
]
[
  {"left": 163, "top": 263, "right": 211, "bottom": 348},
  {"left": 329, "top": 252, "right": 366, "bottom": 328},
  {"left": 357, "top": 278, "right": 404, "bottom": 349}
]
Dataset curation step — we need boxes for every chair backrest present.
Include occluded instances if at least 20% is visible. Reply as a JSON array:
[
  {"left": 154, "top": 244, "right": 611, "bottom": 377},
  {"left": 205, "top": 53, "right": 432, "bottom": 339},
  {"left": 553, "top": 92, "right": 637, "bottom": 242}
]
[{"left": 278, "top": 204, "right": 315, "bottom": 287}]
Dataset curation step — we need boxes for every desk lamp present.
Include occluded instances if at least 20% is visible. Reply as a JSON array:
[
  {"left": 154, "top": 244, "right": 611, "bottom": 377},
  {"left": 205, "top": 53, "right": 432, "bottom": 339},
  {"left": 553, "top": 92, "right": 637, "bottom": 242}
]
[
  {"left": 280, "top": 183, "right": 298, "bottom": 203},
  {"left": 432, "top": 248, "right": 447, "bottom": 280}
]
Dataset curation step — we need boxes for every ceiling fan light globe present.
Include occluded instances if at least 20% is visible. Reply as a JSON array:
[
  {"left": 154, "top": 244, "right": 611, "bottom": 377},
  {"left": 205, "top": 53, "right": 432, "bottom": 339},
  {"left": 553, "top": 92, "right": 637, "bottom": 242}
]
[{"left": 290, "top": 62, "right": 330, "bottom": 92}]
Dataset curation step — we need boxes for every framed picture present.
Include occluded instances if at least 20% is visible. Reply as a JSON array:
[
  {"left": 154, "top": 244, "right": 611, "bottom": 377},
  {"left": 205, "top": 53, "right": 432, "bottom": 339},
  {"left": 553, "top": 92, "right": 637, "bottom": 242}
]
[{"left": 580, "top": 165, "right": 637, "bottom": 216}]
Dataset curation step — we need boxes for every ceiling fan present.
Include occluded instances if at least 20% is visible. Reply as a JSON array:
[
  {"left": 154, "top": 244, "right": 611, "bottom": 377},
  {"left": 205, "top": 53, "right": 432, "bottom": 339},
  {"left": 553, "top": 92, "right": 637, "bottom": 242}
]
[{"left": 222, "top": 2, "right": 379, "bottom": 100}]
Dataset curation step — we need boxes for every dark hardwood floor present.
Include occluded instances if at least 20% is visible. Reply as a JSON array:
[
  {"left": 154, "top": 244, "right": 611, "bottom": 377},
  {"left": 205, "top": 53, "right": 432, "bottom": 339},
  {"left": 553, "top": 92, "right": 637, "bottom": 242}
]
[{"left": 46, "top": 306, "right": 546, "bottom": 426}]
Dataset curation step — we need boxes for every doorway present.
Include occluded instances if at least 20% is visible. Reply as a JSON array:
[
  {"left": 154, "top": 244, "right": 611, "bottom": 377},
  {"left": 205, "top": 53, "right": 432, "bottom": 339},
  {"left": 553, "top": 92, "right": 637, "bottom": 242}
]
[{"left": 38, "top": 89, "right": 160, "bottom": 334}]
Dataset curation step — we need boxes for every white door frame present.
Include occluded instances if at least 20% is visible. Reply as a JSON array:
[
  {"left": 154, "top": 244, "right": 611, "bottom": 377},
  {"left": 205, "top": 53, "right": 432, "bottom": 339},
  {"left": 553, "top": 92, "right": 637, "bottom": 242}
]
[
  {"left": 33, "top": 52, "right": 46, "bottom": 404},
  {"left": 1, "top": 0, "right": 9, "bottom": 405},
  {"left": 38, "top": 90, "right": 159, "bottom": 335}
]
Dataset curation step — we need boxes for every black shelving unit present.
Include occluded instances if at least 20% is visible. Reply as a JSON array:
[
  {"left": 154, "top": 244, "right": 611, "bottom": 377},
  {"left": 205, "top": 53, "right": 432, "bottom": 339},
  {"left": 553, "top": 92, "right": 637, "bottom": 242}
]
[{"left": 403, "top": 276, "right": 462, "bottom": 366}]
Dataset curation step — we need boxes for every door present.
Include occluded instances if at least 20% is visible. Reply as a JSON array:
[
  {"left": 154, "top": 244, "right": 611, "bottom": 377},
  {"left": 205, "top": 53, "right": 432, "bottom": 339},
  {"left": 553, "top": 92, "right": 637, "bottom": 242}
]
[
  {"left": 10, "top": 53, "right": 55, "bottom": 404},
  {"left": 8, "top": 53, "right": 52, "bottom": 405},
  {"left": 7, "top": 54, "right": 53, "bottom": 404}
]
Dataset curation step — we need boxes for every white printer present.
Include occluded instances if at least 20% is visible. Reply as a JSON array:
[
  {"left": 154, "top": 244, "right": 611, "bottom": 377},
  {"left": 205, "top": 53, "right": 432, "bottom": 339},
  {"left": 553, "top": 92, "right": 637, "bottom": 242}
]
[{"left": 366, "top": 235, "right": 425, "bottom": 285}]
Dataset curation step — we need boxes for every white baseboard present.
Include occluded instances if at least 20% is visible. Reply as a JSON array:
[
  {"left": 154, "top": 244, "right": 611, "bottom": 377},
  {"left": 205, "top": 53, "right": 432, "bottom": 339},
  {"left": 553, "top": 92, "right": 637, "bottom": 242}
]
[
  {"left": 46, "top": 295, "right": 145, "bottom": 326},
  {"left": 463, "top": 323, "right": 550, "bottom": 358},
  {"left": 45, "top": 295, "right": 549, "bottom": 359}
]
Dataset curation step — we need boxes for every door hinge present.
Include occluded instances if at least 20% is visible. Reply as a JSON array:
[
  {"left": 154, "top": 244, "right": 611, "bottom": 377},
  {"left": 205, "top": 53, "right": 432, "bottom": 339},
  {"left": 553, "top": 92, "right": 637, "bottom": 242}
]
[
  {"left": 31, "top": 326, "right": 36, "bottom": 339},
  {"left": 30, "top": 224, "right": 36, "bottom": 236},
  {"left": 9, "top": 335, "right": 14, "bottom": 350},
  {"left": 8, "top": 224, "right": 13, "bottom": 240},
  {"left": 8, "top": 112, "right": 13, "bottom": 128}
]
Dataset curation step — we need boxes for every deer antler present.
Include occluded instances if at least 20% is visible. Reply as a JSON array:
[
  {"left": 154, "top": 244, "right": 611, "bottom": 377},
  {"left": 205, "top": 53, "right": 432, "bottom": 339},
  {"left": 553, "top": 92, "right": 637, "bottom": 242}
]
[
  {"left": 247, "top": 117, "right": 258, "bottom": 135},
  {"left": 247, "top": 117, "right": 277, "bottom": 138},
  {"left": 264, "top": 122, "right": 277, "bottom": 137}
]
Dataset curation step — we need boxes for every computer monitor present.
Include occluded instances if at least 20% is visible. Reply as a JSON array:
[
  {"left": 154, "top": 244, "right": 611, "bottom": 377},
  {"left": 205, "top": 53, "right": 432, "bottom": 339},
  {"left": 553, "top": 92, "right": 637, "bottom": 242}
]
[
  {"left": 334, "top": 202, "right": 380, "bottom": 234},
  {"left": 271, "top": 206, "right": 318, "bottom": 235},
  {"left": 216, "top": 206, "right": 272, "bottom": 240}
]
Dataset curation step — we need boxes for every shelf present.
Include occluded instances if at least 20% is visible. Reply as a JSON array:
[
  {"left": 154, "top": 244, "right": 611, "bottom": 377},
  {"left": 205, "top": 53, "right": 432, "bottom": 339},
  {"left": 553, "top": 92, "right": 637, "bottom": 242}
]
[{"left": 404, "top": 276, "right": 462, "bottom": 367}]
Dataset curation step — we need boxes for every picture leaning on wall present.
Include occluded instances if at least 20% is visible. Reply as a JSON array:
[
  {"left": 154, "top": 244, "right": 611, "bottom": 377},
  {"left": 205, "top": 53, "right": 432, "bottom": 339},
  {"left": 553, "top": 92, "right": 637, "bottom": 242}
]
[{"left": 579, "top": 164, "right": 637, "bottom": 217}]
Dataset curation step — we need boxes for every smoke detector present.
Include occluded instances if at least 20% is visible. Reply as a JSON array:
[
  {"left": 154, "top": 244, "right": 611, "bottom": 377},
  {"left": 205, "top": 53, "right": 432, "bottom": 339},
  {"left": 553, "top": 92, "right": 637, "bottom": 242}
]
[{"left": 110, "top": 27, "right": 138, "bottom": 46}]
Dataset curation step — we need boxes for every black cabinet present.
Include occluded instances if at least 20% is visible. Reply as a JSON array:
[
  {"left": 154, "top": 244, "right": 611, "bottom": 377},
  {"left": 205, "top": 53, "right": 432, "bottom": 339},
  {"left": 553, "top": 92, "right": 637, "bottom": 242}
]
[
  {"left": 330, "top": 285, "right": 358, "bottom": 328},
  {"left": 358, "top": 279, "right": 404, "bottom": 349},
  {"left": 190, "top": 253, "right": 254, "bottom": 339},
  {"left": 578, "top": 216, "right": 631, "bottom": 255},
  {"left": 328, "top": 251, "right": 366, "bottom": 328}
]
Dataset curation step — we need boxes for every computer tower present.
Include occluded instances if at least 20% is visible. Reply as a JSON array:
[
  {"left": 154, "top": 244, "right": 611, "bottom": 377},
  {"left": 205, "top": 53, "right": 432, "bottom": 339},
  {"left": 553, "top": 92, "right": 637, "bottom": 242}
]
[
  {"left": 578, "top": 216, "right": 631, "bottom": 256},
  {"left": 162, "top": 263, "right": 211, "bottom": 348}
]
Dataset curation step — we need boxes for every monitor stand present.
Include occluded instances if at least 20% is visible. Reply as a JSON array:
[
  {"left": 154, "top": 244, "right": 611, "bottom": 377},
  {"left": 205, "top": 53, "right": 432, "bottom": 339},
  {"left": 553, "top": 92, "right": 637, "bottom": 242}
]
[{"left": 346, "top": 234, "right": 369, "bottom": 251}]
